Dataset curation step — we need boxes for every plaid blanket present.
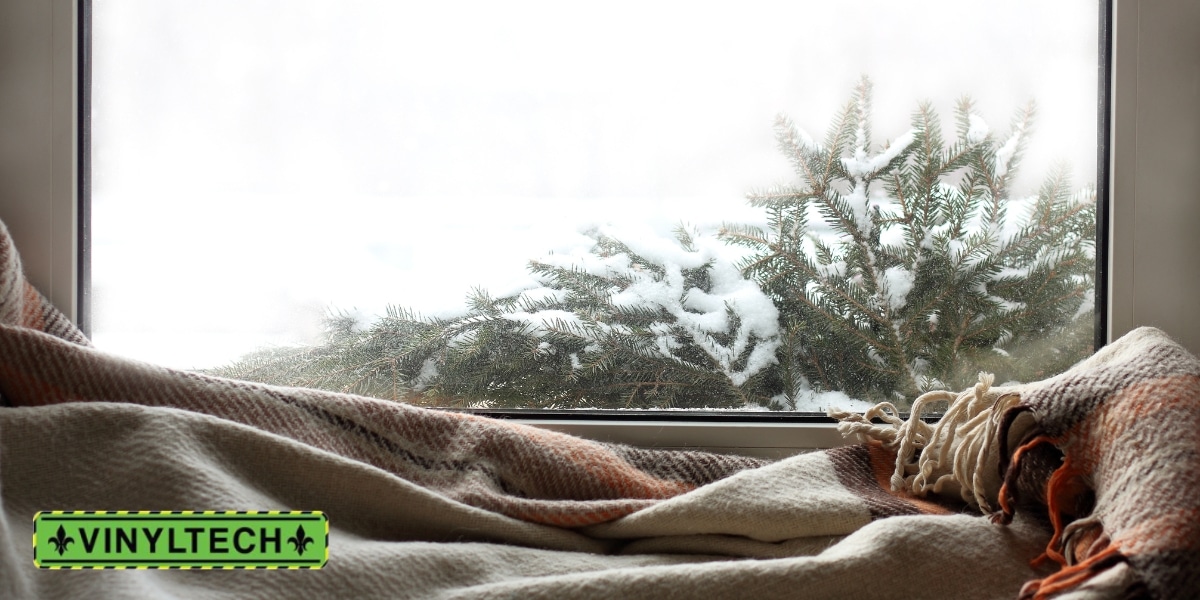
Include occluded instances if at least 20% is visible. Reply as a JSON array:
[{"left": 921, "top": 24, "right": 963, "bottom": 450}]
[
  {"left": 995, "top": 328, "right": 1200, "bottom": 598},
  {"left": 0, "top": 219, "right": 1195, "bottom": 599}
]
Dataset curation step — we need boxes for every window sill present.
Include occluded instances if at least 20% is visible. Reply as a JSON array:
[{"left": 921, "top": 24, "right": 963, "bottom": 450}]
[{"left": 517, "top": 419, "right": 848, "bottom": 459}]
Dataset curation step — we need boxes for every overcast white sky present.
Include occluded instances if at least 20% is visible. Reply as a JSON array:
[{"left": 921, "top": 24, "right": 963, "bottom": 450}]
[{"left": 90, "top": 0, "right": 1101, "bottom": 369}]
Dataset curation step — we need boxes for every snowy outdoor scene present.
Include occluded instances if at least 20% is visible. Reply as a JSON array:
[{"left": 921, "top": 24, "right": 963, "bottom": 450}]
[{"left": 90, "top": 1, "right": 1100, "bottom": 411}]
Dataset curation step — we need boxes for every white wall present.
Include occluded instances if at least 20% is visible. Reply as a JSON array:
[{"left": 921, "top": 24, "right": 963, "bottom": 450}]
[
  {"left": 0, "top": 0, "right": 78, "bottom": 324},
  {"left": 1109, "top": 0, "right": 1200, "bottom": 353},
  {"left": 2, "top": 0, "right": 1200, "bottom": 354}
]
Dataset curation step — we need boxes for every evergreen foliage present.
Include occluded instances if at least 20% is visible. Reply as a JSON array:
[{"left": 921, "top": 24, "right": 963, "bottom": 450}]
[
  {"left": 214, "top": 77, "right": 1095, "bottom": 410},
  {"left": 722, "top": 77, "right": 1094, "bottom": 407},
  {"left": 218, "top": 227, "right": 780, "bottom": 409}
]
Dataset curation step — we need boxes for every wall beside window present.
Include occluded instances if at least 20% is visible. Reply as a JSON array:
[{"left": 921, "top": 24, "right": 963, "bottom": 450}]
[
  {"left": 1107, "top": 0, "right": 1200, "bottom": 353},
  {"left": 0, "top": 0, "right": 79, "bottom": 325}
]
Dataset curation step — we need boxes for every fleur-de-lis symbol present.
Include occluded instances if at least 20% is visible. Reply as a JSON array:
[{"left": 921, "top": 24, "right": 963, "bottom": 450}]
[
  {"left": 287, "top": 525, "right": 314, "bottom": 554},
  {"left": 49, "top": 525, "right": 74, "bottom": 556}
]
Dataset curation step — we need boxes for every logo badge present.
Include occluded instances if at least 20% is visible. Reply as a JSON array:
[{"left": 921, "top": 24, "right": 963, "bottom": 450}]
[{"left": 33, "top": 511, "right": 328, "bottom": 569}]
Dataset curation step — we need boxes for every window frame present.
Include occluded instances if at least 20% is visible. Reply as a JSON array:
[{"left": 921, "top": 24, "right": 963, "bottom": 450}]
[{"left": 2, "top": 0, "right": 1156, "bottom": 455}]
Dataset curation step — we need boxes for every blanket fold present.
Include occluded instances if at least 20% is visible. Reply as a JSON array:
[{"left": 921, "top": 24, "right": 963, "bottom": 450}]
[
  {"left": 998, "top": 327, "right": 1200, "bottom": 599},
  {"left": 0, "top": 219, "right": 1195, "bottom": 599}
]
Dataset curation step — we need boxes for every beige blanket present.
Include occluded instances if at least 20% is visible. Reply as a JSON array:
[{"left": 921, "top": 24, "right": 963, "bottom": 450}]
[{"left": 0, "top": 220, "right": 1194, "bottom": 599}]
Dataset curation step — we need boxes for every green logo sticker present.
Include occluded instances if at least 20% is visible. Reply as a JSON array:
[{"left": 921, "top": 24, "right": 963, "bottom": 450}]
[{"left": 33, "top": 511, "right": 328, "bottom": 569}]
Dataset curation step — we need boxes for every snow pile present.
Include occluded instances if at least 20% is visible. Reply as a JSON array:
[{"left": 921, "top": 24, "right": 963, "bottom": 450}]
[
  {"left": 881, "top": 265, "right": 915, "bottom": 311},
  {"left": 775, "top": 387, "right": 876, "bottom": 413},
  {"left": 841, "top": 129, "right": 917, "bottom": 179},
  {"left": 411, "top": 358, "right": 440, "bottom": 391},
  {"left": 966, "top": 113, "right": 990, "bottom": 143},
  {"left": 502, "top": 223, "right": 783, "bottom": 387},
  {"left": 879, "top": 223, "right": 907, "bottom": 250},
  {"left": 794, "top": 126, "right": 821, "bottom": 153},
  {"left": 994, "top": 126, "right": 1024, "bottom": 180}
]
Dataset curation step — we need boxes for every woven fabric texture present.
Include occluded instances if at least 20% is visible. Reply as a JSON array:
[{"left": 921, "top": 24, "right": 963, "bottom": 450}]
[{"left": 1, "top": 218, "right": 1194, "bottom": 599}]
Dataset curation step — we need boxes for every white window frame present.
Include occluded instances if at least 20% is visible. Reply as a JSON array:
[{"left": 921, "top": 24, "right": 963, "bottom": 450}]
[
  {"left": 6, "top": 0, "right": 1198, "bottom": 456},
  {"left": 0, "top": 0, "right": 80, "bottom": 327}
]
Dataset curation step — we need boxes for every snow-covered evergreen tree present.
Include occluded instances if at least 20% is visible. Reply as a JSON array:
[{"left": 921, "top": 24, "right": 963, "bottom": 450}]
[
  {"left": 216, "top": 226, "right": 783, "bottom": 409},
  {"left": 215, "top": 77, "right": 1095, "bottom": 410},
  {"left": 721, "top": 77, "right": 1094, "bottom": 407}
]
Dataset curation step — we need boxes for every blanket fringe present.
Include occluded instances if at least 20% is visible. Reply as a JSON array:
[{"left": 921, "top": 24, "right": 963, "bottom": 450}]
[
  {"left": 993, "top": 433, "right": 1058, "bottom": 525},
  {"left": 1018, "top": 543, "right": 1126, "bottom": 600},
  {"left": 829, "top": 373, "right": 1023, "bottom": 513}
]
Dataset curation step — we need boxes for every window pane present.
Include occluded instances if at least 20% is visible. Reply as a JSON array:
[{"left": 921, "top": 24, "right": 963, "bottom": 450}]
[{"left": 91, "top": 1, "right": 1101, "bottom": 411}]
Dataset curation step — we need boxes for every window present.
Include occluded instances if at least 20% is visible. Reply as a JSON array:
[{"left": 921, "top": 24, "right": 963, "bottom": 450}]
[
  {"left": 85, "top": 1, "right": 1106, "bottom": 423},
  {"left": 23, "top": 0, "right": 1195, "bottom": 453}
]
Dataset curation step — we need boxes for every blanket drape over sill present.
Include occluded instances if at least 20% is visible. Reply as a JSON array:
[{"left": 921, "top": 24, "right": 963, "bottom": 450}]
[{"left": 0, "top": 220, "right": 1195, "bottom": 599}]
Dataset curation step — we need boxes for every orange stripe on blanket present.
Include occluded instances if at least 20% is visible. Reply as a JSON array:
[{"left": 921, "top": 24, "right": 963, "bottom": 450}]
[
  {"left": 996, "top": 434, "right": 1059, "bottom": 523},
  {"left": 1112, "top": 506, "right": 1200, "bottom": 555},
  {"left": 1111, "top": 373, "right": 1200, "bottom": 416},
  {"left": 1021, "top": 543, "right": 1124, "bottom": 600},
  {"left": 1035, "top": 453, "right": 1091, "bottom": 569},
  {"left": 20, "top": 283, "right": 46, "bottom": 331},
  {"left": 866, "top": 441, "right": 953, "bottom": 515},
  {"left": 491, "top": 417, "right": 696, "bottom": 501},
  {"left": 0, "top": 361, "right": 78, "bottom": 406},
  {"left": 1092, "top": 375, "right": 1200, "bottom": 461}
]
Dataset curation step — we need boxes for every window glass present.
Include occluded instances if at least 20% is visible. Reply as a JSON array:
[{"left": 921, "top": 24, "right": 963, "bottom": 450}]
[{"left": 92, "top": 0, "right": 1101, "bottom": 411}]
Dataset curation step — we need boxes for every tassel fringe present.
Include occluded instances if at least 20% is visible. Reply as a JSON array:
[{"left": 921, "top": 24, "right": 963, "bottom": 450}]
[{"left": 829, "top": 372, "right": 1023, "bottom": 512}]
